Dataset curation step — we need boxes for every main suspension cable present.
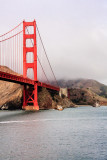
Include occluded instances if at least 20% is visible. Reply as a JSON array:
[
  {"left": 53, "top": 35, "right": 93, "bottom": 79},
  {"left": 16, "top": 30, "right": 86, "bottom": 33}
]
[
  {"left": 0, "top": 22, "right": 23, "bottom": 38},
  {"left": 36, "top": 25, "right": 59, "bottom": 86}
]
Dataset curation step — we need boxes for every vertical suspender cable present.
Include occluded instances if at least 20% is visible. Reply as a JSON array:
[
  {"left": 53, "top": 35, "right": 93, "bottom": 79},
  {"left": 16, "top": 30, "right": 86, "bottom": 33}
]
[{"left": 17, "top": 34, "right": 18, "bottom": 73}]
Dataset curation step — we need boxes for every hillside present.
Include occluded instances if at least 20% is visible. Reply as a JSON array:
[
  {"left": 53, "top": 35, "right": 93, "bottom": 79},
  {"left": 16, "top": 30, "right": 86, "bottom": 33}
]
[
  {"left": 58, "top": 79, "right": 107, "bottom": 98},
  {"left": 69, "top": 88, "right": 107, "bottom": 106}
]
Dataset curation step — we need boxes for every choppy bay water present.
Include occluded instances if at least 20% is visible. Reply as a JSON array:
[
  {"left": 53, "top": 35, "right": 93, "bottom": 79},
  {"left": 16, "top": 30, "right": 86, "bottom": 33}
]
[{"left": 0, "top": 106, "right": 107, "bottom": 160}]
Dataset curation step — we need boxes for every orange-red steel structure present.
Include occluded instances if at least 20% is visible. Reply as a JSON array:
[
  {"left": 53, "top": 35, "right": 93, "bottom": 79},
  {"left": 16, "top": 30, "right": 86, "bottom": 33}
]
[
  {"left": 0, "top": 71, "right": 59, "bottom": 91},
  {"left": 23, "top": 20, "right": 39, "bottom": 110},
  {"left": 0, "top": 20, "right": 60, "bottom": 110}
]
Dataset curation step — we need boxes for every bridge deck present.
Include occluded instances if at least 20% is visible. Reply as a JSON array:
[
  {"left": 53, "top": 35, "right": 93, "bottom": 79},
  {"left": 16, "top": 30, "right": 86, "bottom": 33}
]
[{"left": 0, "top": 71, "right": 59, "bottom": 91}]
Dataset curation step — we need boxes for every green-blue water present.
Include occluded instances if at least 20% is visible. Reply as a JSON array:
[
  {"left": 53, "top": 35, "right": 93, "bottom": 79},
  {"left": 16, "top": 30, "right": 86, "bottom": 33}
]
[{"left": 0, "top": 106, "right": 107, "bottom": 160}]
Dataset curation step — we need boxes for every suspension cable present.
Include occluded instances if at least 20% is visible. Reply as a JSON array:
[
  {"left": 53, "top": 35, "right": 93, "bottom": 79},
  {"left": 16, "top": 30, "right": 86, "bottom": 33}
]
[
  {"left": 36, "top": 25, "right": 59, "bottom": 86},
  {"left": 0, "top": 22, "right": 23, "bottom": 37},
  {"left": 25, "top": 26, "right": 50, "bottom": 84},
  {"left": 0, "top": 30, "right": 23, "bottom": 42}
]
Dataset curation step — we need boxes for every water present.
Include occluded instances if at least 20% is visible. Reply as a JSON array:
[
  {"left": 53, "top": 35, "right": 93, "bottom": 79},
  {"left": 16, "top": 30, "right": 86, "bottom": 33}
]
[{"left": 0, "top": 106, "right": 107, "bottom": 160}]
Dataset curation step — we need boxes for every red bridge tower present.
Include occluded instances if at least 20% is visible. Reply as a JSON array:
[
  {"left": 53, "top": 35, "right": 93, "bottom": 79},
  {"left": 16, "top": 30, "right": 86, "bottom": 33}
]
[{"left": 23, "top": 20, "right": 39, "bottom": 110}]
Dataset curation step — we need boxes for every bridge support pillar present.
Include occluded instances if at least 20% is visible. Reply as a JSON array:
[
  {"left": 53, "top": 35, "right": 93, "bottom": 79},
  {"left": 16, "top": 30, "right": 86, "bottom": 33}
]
[{"left": 22, "top": 82, "right": 39, "bottom": 111}]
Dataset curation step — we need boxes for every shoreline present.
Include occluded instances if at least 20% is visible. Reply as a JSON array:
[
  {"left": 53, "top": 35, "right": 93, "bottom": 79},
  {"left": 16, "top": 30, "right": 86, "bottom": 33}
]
[{"left": 1, "top": 105, "right": 107, "bottom": 111}]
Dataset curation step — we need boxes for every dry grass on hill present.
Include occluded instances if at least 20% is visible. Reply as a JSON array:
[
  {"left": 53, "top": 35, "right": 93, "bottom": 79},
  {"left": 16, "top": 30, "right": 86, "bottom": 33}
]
[{"left": 69, "top": 88, "right": 107, "bottom": 106}]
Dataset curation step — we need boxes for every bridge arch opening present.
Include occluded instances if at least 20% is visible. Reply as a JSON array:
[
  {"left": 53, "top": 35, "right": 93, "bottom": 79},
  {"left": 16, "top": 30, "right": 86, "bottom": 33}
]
[
  {"left": 25, "top": 26, "right": 34, "bottom": 35},
  {"left": 26, "top": 52, "right": 34, "bottom": 63},
  {"left": 26, "top": 39, "right": 34, "bottom": 47},
  {"left": 27, "top": 68, "right": 34, "bottom": 80}
]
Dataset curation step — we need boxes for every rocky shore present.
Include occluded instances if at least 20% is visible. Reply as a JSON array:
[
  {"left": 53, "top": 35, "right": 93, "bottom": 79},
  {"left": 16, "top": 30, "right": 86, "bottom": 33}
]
[
  {"left": 38, "top": 88, "right": 76, "bottom": 110},
  {"left": 0, "top": 84, "right": 76, "bottom": 110}
]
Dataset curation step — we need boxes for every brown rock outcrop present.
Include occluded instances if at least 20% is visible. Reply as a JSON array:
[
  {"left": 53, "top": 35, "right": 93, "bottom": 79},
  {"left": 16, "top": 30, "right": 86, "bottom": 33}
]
[
  {"left": 0, "top": 66, "right": 23, "bottom": 109},
  {"left": 53, "top": 94, "right": 77, "bottom": 108},
  {"left": 38, "top": 88, "right": 76, "bottom": 110},
  {"left": 38, "top": 88, "right": 53, "bottom": 109},
  {"left": 0, "top": 81, "right": 23, "bottom": 109}
]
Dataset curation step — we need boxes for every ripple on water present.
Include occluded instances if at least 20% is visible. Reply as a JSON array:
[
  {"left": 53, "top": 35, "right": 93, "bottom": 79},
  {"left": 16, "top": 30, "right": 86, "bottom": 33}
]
[{"left": 0, "top": 106, "right": 107, "bottom": 160}]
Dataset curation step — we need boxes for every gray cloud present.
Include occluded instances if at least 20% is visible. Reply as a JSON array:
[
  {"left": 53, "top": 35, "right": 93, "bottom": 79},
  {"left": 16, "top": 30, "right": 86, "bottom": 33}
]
[{"left": 0, "top": 0, "right": 107, "bottom": 84}]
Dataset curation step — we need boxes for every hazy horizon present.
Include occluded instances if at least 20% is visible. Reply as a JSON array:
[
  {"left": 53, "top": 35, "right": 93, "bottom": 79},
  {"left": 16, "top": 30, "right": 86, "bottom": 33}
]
[
  {"left": 0, "top": 0, "right": 107, "bottom": 85},
  {"left": 57, "top": 77, "right": 107, "bottom": 86}
]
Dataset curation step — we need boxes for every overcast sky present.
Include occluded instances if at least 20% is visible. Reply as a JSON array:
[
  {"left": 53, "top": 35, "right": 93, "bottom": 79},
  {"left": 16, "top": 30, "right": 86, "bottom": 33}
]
[{"left": 0, "top": 0, "right": 107, "bottom": 84}]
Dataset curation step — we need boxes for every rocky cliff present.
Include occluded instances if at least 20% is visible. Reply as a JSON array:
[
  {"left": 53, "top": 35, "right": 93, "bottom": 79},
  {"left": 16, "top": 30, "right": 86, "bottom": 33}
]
[
  {"left": 38, "top": 88, "right": 76, "bottom": 110},
  {"left": 0, "top": 66, "right": 23, "bottom": 109}
]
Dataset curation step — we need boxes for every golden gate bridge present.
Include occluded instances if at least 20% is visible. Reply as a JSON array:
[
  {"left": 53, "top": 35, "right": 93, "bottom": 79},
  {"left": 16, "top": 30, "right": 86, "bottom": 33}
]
[{"left": 0, "top": 20, "right": 60, "bottom": 110}]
